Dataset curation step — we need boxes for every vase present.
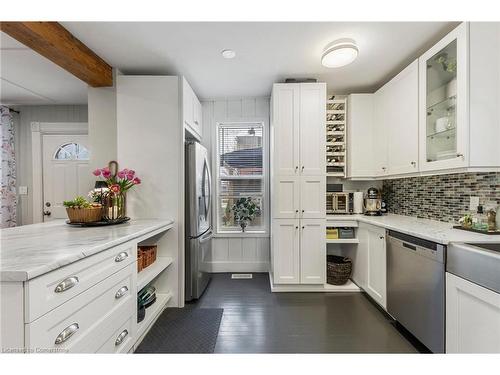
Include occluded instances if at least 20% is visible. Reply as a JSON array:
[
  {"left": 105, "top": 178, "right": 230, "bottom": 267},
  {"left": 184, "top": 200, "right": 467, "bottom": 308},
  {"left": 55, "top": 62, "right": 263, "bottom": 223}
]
[
  {"left": 240, "top": 221, "right": 247, "bottom": 232},
  {"left": 103, "top": 191, "right": 127, "bottom": 221}
]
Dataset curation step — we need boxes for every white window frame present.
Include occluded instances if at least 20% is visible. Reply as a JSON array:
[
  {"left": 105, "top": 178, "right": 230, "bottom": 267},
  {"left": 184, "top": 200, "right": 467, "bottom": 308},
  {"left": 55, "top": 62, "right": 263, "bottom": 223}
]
[{"left": 213, "top": 121, "right": 269, "bottom": 235}]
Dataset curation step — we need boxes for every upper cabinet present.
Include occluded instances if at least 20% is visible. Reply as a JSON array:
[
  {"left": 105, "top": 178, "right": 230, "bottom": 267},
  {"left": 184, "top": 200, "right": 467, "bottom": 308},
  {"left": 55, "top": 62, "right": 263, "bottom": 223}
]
[
  {"left": 419, "top": 23, "right": 468, "bottom": 171},
  {"left": 183, "top": 77, "right": 202, "bottom": 140}
]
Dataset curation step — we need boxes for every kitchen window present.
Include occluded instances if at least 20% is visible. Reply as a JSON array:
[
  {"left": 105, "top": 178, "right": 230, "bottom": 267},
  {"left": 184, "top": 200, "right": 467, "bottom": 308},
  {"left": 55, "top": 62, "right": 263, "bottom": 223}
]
[{"left": 215, "top": 122, "right": 266, "bottom": 233}]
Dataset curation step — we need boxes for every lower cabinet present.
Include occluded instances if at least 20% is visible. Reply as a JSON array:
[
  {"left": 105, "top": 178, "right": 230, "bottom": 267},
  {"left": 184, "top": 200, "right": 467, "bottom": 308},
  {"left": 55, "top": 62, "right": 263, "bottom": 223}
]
[
  {"left": 355, "top": 223, "right": 387, "bottom": 309},
  {"left": 272, "top": 218, "right": 325, "bottom": 285},
  {"left": 446, "top": 272, "right": 500, "bottom": 353}
]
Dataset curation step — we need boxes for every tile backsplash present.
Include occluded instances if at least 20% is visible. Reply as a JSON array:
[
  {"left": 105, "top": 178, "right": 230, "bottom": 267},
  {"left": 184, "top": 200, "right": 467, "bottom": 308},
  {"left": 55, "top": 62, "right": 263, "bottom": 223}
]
[{"left": 382, "top": 172, "right": 500, "bottom": 223}]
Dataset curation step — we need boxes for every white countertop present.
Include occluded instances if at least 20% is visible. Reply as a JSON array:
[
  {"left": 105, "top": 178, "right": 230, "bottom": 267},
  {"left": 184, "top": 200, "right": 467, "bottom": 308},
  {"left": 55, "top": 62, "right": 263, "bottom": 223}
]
[
  {"left": 0, "top": 219, "right": 174, "bottom": 282},
  {"left": 326, "top": 213, "right": 500, "bottom": 245}
]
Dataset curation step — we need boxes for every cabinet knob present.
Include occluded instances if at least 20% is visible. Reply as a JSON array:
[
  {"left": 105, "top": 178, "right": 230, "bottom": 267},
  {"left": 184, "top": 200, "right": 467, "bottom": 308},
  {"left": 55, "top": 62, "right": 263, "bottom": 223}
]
[
  {"left": 55, "top": 323, "right": 79, "bottom": 345},
  {"left": 382, "top": 167, "right": 386, "bottom": 171},
  {"left": 302, "top": 226, "right": 305, "bottom": 229},
  {"left": 379, "top": 236, "right": 384, "bottom": 240},
  {"left": 301, "top": 166, "right": 304, "bottom": 171},
  {"left": 115, "top": 329, "right": 129, "bottom": 346},
  {"left": 302, "top": 210, "right": 304, "bottom": 213},
  {"left": 54, "top": 276, "right": 79, "bottom": 293},
  {"left": 411, "top": 161, "right": 416, "bottom": 166},
  {"left": 295, "top": 226, "right": 299, "bottom": 229},
  {"left": 115, "top": 286, "right": 129, "bottom": 299},
  {"left": 295, "top": 209, "right": 299, "bottom": 213},
  {"left": 456, "top": 153, "right": 464, "bottom": 159},
  {"left": 114, "top": 251, "right": 129, "bottom": 263}
]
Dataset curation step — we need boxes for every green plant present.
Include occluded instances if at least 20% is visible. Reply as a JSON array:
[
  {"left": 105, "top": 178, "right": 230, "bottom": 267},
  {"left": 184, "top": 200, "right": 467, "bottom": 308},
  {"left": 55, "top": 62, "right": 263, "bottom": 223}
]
[
  {"left": 231, "top": 197, "right": 258, "bottom": 231},
  {"left": 63, "top": 196, "right": 91, "bottom": 209}
]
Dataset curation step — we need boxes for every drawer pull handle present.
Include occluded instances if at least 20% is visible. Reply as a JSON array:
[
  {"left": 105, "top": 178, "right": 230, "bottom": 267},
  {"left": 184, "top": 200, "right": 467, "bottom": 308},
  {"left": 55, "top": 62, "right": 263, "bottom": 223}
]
[
  {"left": 114, "top": 252, "right": 129, "bottom": 262},
  {"left": 115, "top": 286, "right": 129, "bottom": 299},
  {"left": 55, "top": 323, "right": 79, "bottom": 345},
  {"left": 115, "top": 329, "right": 129, "bottom": 346},
  {"left": 54, "top": 276, "right": 79, "bottom": 293}
]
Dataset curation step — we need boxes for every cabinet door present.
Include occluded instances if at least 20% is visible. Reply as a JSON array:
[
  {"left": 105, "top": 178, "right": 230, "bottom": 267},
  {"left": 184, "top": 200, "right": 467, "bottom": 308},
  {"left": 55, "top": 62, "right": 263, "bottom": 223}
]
[
  {"left": 347, "top": 94, "right": 374, "bottom": 178},
  {"left": 192, "top": 95, "right": 202, "bottom": 138},
  {"left": 272, "top": 84, "right": 300, "bottom": 176},
  {"left": 372, "top": 89, "right": 389, "bottom": 177},
  {"left": 272, "top": 219, "right": 300, "bottom": 284},
  {"left": 446, "top": 272, "right": 500, "bottom": 353},
  {"left": 300, "top": 219, "right": 326, "bottom": 284},
  {"left": 272, "top": 176, "right": 300, "bottom": 219},
  {"left": 352, "top": 224, "right": 369, "bottom": 289},
  {"left": 365, "top": 224, "right": 387, "bottom": 308},
  {"left": 183, "top": 78, "right": 194, "bottom": 128},
  {"left": 419, "top": 23, "right": 468, "bottom": 171},
  {"left": 299, "top": 83, "right": 326, "bottom": 176},
  {"left": 300, "top": 175, "right": 326, "bottom": 219},
  {"left": 386, "top": 60, "right": 419, "bottom": 175}
]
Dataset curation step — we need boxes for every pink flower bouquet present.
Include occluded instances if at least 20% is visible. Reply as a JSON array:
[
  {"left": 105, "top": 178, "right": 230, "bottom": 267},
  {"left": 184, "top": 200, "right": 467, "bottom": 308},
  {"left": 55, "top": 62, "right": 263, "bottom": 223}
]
[{"left": 93, "top": 166, "right": 141, "bottom": 193}]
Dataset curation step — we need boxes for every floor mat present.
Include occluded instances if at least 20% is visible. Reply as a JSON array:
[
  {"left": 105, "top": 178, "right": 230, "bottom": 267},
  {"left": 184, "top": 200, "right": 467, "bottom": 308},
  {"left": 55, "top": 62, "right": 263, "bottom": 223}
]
[{"left": 135, "top": 308, "right": 223, "bottom": 353}]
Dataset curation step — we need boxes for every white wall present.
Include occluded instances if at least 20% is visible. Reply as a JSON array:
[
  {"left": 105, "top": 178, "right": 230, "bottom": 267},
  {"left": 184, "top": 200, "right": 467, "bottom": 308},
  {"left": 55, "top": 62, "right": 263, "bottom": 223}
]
[
  {"left": 201, "top": 97, "right": 270, "bottom": 273},
  {"left": 12, "top": 105, "right": 88, "bottom": 225}
]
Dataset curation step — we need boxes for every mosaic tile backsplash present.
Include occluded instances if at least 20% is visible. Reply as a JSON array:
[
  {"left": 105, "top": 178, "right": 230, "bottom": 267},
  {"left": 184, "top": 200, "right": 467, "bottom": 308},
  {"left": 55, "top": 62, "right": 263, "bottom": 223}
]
[{"left": 382, "top": 172, "right": 500, "bottom": 223}]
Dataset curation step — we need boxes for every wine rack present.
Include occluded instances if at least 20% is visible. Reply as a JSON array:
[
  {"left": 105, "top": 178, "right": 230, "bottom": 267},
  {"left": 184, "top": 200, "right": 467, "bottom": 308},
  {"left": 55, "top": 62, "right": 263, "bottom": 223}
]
[{"left": 326, "top": 96, "right": 346, "bottom": 177}]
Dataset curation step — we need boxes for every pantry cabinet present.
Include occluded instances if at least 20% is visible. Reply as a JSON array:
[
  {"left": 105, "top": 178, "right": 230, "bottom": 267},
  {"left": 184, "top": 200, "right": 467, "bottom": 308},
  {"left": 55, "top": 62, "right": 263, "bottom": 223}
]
[
  {"left": 446, "top": 272, "right": 500, "bottom": 353},
  {"left": 356, "top": 223, "right": 387, "bottom": 309},
  {"left": 271, "top": 82, "right": 326, "bottom": 286},
  {"left": 182, "top": 77, "right": 202, "bottom": 140}
]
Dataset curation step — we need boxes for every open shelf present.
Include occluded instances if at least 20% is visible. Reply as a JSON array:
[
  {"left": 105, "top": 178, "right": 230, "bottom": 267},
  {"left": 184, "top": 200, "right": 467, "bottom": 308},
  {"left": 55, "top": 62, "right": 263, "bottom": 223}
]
[
  {"left": 136, "top": 292, "right": 172, "bottom": 338},
  {"left": 326, "top": 238, "right": 359, "bottom": 244},
  {"left": 137, "top": 256, "right": 173, "bottom": 290},
  {"left": 323, "top": 280, "right": 361, "bottom": 292}
]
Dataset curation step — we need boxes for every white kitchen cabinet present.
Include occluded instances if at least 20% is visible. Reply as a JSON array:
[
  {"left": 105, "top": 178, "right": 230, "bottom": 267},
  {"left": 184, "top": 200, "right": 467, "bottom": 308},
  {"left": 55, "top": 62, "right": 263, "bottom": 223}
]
[
  {"left": 300, "top": 219, "right": 326, "bottom": 284},
  {"left": 299, "top": 83, "right": 326, "bottom": 176},
  {"left": 371, "top": 89, "right": 389, "bottom": 177},
  {"left": 386, "top": 60, "right": 419, "bottom": 175},
  {"left": 446, "top": 272, "right": 500, "bottom": 353},
  {"left": 272, "top": 219, "right": 300, "bottom": 284},
  {"left": 183, "top": 77, "right": 202, "bottom": 140},
  {"left": 272, "top": 176, "right": 300, "bottom": 219},
  {"left": 346, "top": 94, "right": 374, "bottom": 179},
  {"left": 300, "top": 175, "right": 326, "bottom": 219},
  {"left": 271, "top": 83, "right": 300, "bottom": 176},
  {"left": 357, "top": 223, "right": 386, "bottom": 309}
]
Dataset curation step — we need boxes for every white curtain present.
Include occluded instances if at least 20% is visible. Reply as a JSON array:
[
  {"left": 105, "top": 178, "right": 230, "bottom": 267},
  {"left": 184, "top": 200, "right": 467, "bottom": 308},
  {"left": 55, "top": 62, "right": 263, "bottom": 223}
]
[{"left": 1, "top": 106, "right": 17, "bottom": 227}]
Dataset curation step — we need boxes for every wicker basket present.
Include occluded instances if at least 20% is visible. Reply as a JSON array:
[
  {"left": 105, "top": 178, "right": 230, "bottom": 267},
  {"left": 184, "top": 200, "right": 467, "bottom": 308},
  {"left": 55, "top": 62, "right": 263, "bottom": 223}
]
[
  {"left": 66, "top": 207, "right": 102, "bottom": 223},
  {"left": 137, "top": 251, "right": 144, "bottom": 273},
  {"left": 327, "top": 255, "right": 352, "bottom": 285},
  {"left": 139, "top": 245, "right": 157, "bottom": 270}
]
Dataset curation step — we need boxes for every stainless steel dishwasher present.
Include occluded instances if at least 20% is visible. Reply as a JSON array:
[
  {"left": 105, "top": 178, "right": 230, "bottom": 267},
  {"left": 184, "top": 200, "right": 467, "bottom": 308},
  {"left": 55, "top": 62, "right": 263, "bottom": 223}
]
[{"left": 387, "top": 230, "right": 446, "bottom": 353}]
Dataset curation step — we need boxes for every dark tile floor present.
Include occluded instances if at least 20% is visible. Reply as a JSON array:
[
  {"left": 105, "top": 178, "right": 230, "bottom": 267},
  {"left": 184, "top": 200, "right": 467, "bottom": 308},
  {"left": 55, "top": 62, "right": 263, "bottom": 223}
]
[{"left": 190, "top": 273, "right": 419, "bottom": 353}]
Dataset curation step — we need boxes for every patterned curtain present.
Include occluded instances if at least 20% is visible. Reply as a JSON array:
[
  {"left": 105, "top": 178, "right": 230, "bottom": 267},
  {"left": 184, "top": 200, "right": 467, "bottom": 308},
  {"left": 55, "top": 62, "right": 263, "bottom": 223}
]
[{"left": 1, "top": 106, "right": 17, "bottom": 228}]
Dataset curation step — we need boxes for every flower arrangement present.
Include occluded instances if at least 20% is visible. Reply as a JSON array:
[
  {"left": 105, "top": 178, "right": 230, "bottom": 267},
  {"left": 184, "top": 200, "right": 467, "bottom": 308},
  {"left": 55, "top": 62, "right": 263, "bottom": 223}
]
[
  {"left": 92, "top": 166, "right": 141, "bottom": 194},
  {"left": 231, "top": 197, "right": 258, "bottom": 232}
]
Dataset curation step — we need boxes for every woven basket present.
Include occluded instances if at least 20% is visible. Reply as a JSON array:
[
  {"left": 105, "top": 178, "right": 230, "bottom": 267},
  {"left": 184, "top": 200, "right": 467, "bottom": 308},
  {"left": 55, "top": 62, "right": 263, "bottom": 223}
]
[
  {"left": 66, "top": 207, "right": 102, "bottom": 223},
  {"left": 137, "top": 251, "right": 144, "bottom": 273},
  {"left": 139, "top": 245, "right": 157, "bottom": 269},
  {"left": 326, "top": 255, "right": 352, "bottom": 285}
]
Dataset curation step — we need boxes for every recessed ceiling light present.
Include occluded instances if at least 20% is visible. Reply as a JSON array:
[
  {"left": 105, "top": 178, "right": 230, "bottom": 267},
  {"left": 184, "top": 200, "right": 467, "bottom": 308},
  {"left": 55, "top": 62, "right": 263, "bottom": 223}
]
[
  {"left": 321, "top": 39, "right": 358, "bottom": 68},
  {"left": 221, "top": 49, "right": 236, "bottom": 59}
]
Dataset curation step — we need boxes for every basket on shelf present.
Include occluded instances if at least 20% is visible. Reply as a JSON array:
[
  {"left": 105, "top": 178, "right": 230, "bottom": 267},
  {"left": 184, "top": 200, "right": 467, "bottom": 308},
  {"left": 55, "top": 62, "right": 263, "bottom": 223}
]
[
  {"left": 326, "top": 255, "right": 352, "bottom": 285},
  {"left": 66, "top": 207, "right": 102, "bottom": 223},
  {"left": 138, "top": 245, "right": 157, "bottom": 271},
  {"left": 137, "top": 250, "right": 144, "bottom": 273}
]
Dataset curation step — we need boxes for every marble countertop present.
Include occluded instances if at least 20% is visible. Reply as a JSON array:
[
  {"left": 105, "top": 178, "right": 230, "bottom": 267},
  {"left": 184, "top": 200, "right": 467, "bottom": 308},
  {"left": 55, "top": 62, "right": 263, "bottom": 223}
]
[
  {"left": 326, "top": 213, "right": 500, "bottom": 245},
  {"left": 0, "top": 219, "right": 174, "bottom": 282}
]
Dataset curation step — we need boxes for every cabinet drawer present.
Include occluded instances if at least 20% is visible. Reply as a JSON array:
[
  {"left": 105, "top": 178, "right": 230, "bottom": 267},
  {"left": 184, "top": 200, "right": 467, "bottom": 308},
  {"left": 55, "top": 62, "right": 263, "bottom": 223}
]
[
  {"left": 25, "top": 241, "right": 136, "bottom": 322},
  {"left": 25, "top": 263, "right": 135, "bottom": 353},
  {"left": 97, "top": 315, "right": 135, "bottom": 353}
]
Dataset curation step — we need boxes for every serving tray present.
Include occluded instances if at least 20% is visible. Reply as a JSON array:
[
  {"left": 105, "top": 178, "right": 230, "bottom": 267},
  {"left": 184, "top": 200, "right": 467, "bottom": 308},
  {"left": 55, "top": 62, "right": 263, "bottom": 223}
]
[
  {"left": 453, "top": 225, "right": 500, "bottom": 235},
  {"left": 66, "top": 217, "right": 130, "bottom": 227}
]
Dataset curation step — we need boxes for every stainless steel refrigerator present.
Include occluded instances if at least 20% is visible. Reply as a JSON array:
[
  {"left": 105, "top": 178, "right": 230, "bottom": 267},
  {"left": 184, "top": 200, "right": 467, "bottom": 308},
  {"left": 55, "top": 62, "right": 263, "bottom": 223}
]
[{"left": 185, "top": 142, "right": 212, "bottom": 301}]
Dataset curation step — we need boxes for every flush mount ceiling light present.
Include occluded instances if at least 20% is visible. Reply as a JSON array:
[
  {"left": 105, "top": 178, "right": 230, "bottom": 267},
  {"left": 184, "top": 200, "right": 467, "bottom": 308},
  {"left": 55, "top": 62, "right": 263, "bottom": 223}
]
[
  {"left": 221, "top": 49, "right": 236, "bottom": 59},
  {"left": 321, "top": 39, "right": 358, "bottom": 68}
]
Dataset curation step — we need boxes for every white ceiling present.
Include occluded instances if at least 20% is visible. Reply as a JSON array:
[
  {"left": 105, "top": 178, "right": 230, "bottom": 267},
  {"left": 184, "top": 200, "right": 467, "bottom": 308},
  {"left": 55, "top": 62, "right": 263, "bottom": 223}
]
[
  {"left": 0, "top": 32, "right": 88, "bottom": 105},
  {"left": 63, "top": 22, "right": 459, "bottom": 99},
  {"left": 0, "top": 22, "right": 459, "bottom": 105}
]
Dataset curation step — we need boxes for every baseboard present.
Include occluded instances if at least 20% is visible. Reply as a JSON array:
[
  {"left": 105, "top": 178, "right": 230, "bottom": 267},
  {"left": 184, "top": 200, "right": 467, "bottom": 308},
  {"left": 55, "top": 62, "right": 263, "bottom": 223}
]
[{"left": 203, "top": 261, "right": 270, "bottom": 273}]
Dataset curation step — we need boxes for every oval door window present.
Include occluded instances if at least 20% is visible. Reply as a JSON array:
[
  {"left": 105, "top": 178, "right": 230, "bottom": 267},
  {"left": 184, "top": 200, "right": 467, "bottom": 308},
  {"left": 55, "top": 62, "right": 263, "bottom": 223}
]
[{"left": 54, "top": 143, "right": 90, "bottom": 160}]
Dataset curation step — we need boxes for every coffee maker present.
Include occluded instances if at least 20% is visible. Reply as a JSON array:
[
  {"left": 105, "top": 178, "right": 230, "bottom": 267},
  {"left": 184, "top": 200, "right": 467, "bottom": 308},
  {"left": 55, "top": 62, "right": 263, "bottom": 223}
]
[{"left": 364, "top": 187, "right": 382, "bottom": 216}]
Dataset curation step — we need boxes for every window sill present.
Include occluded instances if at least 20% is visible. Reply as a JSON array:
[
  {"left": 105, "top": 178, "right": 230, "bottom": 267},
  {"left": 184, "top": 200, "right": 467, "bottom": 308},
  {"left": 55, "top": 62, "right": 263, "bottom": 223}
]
[{"left": 214, "top": 231, "right": 269, "bottom": 238}]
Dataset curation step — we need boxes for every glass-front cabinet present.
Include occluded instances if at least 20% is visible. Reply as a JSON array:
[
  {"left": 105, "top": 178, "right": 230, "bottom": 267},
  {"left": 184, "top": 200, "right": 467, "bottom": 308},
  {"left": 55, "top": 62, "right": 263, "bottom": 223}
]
[{"left": 419, "top": 23, "right": 468, "bottom": 171}]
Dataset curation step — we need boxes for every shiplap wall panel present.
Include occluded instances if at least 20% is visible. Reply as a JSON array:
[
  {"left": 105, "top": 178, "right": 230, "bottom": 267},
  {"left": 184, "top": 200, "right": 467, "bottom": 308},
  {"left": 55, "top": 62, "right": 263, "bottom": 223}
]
[
  {"left": 201, "top": 97, "right": 271, "bottom": 272},
  {"left": 13, "top": 105, "right": 88, "bottom": 225}
]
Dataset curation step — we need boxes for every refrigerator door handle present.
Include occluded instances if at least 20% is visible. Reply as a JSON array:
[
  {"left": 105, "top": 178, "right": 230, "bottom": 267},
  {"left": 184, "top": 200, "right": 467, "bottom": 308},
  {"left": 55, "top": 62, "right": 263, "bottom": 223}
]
[{"left": 199, "top": 229, "right": 213, "bottom": 243}]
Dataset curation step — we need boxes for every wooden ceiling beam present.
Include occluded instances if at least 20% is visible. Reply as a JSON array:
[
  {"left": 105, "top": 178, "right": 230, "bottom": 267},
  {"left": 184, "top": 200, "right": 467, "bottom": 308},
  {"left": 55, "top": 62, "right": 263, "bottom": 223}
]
[{"left": 0, "top": 22, "right": 113, "bottom": 87}]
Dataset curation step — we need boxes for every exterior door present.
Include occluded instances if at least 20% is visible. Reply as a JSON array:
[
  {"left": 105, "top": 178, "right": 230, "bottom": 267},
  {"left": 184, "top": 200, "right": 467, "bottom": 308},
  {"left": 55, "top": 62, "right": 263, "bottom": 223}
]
[
  {"left": 300, "top": 219, "right": 326, "bottom": 284},
  {"left": 300, "top": 175, "right": 326, "bottom": 219},
  {"left": 42, "top": 134, "right": 92, "bottom": 220},
  {"left": 272, "top": 219, "right": 300, "bottom": 284},
  {"left": 299, "top": 83, "right": 326, "bottom": 176},
  {"left": 271, "top": 84, "right": 300, "bottom": 176},
  {"left": 272, "top": 176, "right": 299, "bottom": 219}
]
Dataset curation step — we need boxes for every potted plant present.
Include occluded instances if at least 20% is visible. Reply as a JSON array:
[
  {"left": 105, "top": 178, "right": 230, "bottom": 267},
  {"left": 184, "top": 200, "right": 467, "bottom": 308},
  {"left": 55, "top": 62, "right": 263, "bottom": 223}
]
[
  {"left": 64, "top": 196, "right": 102, "bottom": 223},
  {"left": 231, "top": 197, "right": 258, "bottom": 232},
  {"left": 93, "top": 161, "right": 141, "bottom": 221}
]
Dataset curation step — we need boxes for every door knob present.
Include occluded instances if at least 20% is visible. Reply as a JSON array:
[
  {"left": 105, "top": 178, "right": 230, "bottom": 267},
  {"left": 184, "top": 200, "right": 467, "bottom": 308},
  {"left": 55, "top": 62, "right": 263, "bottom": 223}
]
[{"left": 45, "top": 202, "right": 51, "bottom": 207}]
